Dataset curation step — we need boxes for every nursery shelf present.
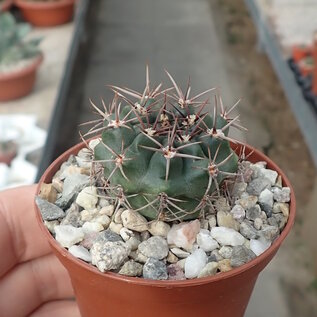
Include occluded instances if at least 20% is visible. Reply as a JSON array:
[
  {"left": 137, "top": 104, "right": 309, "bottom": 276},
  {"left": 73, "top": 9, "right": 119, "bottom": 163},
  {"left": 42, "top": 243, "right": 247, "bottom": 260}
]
[{"left": 245, "top": 0, "right": 317, "bottom": 168}]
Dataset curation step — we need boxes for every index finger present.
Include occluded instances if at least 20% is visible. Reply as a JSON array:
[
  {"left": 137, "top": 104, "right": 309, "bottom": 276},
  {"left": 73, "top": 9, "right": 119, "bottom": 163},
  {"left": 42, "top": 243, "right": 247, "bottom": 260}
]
[{"left": 0, "top": 185, "right": 51, "bottom": 277}]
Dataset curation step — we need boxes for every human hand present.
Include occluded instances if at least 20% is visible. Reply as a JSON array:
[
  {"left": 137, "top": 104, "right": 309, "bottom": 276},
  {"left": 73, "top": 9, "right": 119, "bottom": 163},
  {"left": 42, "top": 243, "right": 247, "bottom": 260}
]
[{"left": 0, "top": 185, "right": 80, "bottom": 317}]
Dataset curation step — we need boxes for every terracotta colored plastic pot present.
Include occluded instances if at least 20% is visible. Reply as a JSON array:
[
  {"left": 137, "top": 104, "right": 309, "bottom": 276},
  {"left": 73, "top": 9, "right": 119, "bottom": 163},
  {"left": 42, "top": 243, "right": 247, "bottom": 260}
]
[
  {"left": 15, "top": 0, "right": 75, "bottom": 27},
  {"left": 0, "top": 0, "right": 13, "bottom": 11},
  {"left": 0, "top": 54, "right": 43, "bottom": 102},
  {"left": 35, "top": 142, "right": 295, "bottom": 317}
]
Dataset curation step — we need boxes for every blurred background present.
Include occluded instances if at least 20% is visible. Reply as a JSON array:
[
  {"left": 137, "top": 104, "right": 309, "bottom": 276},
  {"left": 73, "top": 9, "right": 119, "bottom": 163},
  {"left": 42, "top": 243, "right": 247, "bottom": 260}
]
[{"left": 1, "top": 0, "right": 317, "bottom": 316}]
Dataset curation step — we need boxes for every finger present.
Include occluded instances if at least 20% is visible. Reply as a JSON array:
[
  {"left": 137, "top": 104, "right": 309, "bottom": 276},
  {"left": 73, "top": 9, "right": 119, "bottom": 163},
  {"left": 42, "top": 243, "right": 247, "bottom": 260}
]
[
  {"left": 30, "top": 300, "right": 81, "bottom": 317},
  {"left": 0, "top": 253, "right": 75, "bottom": 317},
  {"left": 0, "top": 185, "right": 51, "bottom": 277}
]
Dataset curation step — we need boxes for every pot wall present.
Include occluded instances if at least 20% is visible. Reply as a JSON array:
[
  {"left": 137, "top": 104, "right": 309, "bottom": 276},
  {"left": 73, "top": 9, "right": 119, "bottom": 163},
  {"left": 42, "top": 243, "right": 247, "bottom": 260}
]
[{"left": 36, "top": 141, "right": 295, "bottom": 317}]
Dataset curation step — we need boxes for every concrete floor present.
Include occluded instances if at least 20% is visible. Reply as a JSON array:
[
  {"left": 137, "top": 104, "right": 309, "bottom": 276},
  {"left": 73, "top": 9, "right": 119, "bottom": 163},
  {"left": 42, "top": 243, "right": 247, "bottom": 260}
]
[{"left": 62, "top": 0, "right": 291, "bottom": 316}]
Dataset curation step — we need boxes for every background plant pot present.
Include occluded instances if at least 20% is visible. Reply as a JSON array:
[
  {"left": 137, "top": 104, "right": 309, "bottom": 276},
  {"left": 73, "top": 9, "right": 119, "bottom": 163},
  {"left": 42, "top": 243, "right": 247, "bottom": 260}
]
[
  {"left": 14, "top": 0, "right": 75, "bottom": 27},
  {"left": 0, "top": 0, "right": 13, "bottom": 11},
  {"left": 35, "top": 142, "right": 295, "bottom": 317},
  {"left": 0, "top": 54, "right": 43, "bottom": 102}
]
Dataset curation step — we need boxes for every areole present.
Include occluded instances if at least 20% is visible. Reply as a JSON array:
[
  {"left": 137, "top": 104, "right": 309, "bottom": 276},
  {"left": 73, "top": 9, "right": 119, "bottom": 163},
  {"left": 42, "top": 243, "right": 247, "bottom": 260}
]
[{"left": 35, "top": 140, "right": 295, "bottom": 317}]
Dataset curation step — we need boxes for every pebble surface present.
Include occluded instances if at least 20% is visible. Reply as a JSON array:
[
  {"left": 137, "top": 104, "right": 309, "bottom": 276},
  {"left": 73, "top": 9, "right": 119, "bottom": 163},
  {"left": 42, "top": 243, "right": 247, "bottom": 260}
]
[{"left": 38, "top": 150, "right": 291, "bottom": 280}]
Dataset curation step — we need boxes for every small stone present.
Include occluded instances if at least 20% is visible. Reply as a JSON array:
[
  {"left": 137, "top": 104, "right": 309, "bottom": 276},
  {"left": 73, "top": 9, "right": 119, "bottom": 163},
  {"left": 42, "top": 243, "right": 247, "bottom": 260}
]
[
  {"left": 231, "top": 182, "right": 247, "bottom": 198},
  {"left": 250, "top": 239, "right": 271, "bottom": 256},
  {"left": 35, "top": 196, "right": 65, "bottom": 221},
  {"left": 52, "top": 177, "right": 63, "bottom": 193},
  {"left": 218, "top": 259, "right": 232, "bottom": 272},
  {"left": 76, "top": 186, "right": 98, "bottom": 211},
  {"left": 80, "top": 231, "right": 99, "bottom": 249},
  {"left": 273, "top": 202, "right": 290, "bottom": 219},
  {"left": 259, "top": 189, "right": 274, "bottom": 215},
  {"left": 247, "top": 178, "right": 271, "bottom": 196},
  {"left": 259, "top": 169, "right": 278, "bottom": 185},
  {"left": 148, "top": 221, "right": 170, "bottom": 237},
  {"left": 167, "top": 251, "right": 178, "bottom": 263},
  {"left": 98, "top": 198, "right": 110, "bottom": 208},
  {"left": 93, "top": 215, "right": 111, "bottom": 228},
  {"left": 167, "top": 220, "right": 201, "bottom": 250},
  {"left": 270, "top": 213, "right": 287, "bottom": 230},
  {"left": 219, "top": 246, "right": 233, "bottom": 259},
  {"left": 118, "top": 260, "right": 143, "bottom": 277},
  {"left": 76, "top": 148, "right": 92, "bottom": 168},
  {"left": 200, "top": 219, "right": 209, "bottom": 230},
  {"left": 240, "top": 221, "right": 258, "bottom": 239},
  {"left": 272, "top": 187, "right": 291, "bottom": 203},
  {"left": 96, "top": 229, "right": 123, "bottom": 243},
  {"left": 55, "top": 225, "right": 84, "bottom": 248},
  {"left": 82, "top": 221, "right": 104, "bottom": 233},
  {"left": 44, "top": 220, "right": 59, "bottom": 234},
  {"left": 207, "top": 215, "right": 217, "bottom": 229},
  {"left": 217, "top": 211, "right": 240, "bottom": 231},
  {"left": 246, "top": 205, "right": 262, "bottom": 221},
  {"left": 254, "top": 218, "right": 263, "bottom": 230},
  {"left": 80, "top": 209, "right": 99, "bottom": 222},
  {"left": 55, "top": 174, "right": 90, "bottom": 209},
  {"left": 121, "top": 209, "right": 148, "bottom": 232},
  {"left": 236, "top": 196, "right": 258, "bottom": 210},
  {"left": 135, "top": 250, "right": 149, "bottom": 263},
  {"left": 39, "top": 183, "right": 57, "bottom": 203},
  {"left": 184, "top": 249, "right": 208, "bottom": 279},
  {"left": 214, "top": 197, "right": 231, "bottom": 212},
  {"left": 61, "top": 165, "right": 88, "bottom": 179},
  {"left": 260, "top": 225, "right": 279, "bottom": 241},
  {"left": 125, "top": 236, "right": 141, "bottom": 251},
  {"left": 210, "top": 249, "right": 224, "bottom": 261},
  {"left": 210, "top": 227, "right": 245, "bottom": 246},
  {"left": 91, "top": 241, "right": 129, "bottom": 272},
  {"left": 99, "top": 205, "right": 114, "bottom": 216},
  {"left": 120, "top": 227, "right": 134, "bottom": 241},
  {"left": 143, "top": 258, "right": 168, "bottom": 280},
  {"left": 196, "top": 230, "right": 219, "bottom": 252},
  {"left": 68, "top": 245, "right": 92, "bottom": 262},
  {"left": 170, "top": 247, "right": 190, "bottom": 258},
  {"left": 138, "top": 236, "right": 169, "bottom": 260},
  {"left": 109, "top": 222, "right": 123, "bottom": 234},
  {"left": 61, "top": 203, "right": 82, "bottom": 227},
  {"left": 167, "top": 264, "right": 186, "bottom": 280},
  {"left": 113, "top": 208, "right": 124, "bottom": 224},
  {"left": 89, "top": 138, "right": 101, "bottom": 150},
  {"left": 276, "top": 175, "right": 283, "bottom": 188},
  {"left": 230, "top": 205, "right": 246, "bottom": 222},
  {"left": 198, "top": 262, "right": 218, "bottom": 278},
  {"left": 231, "top": 245, "right": 256, "bottom": 267}
]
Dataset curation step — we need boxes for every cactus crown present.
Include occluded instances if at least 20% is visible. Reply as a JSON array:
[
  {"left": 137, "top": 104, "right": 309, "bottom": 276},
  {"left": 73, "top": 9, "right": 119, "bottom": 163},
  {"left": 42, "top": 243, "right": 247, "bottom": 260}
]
[
  {"left": 0, "top": 12, "right": 41, "bottom": 66},
  {"left": 84, "top": 67, "right": 244, "bottom": 222}
]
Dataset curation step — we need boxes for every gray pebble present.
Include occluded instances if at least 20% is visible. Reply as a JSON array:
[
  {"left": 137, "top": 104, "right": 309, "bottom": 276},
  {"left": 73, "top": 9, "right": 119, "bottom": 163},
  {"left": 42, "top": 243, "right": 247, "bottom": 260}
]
[
  {"left": 60, "top": 203, "right": 82, "bottom": 227},
  {"left": 272, "top": 187, "right": 291, "bottom": 203},
  {"left": 231, "top": 245, "right": 256, "bottom": 267},
  {"left": 260, "top": 225, "right": 279, "bottom": 242},
  {"left": 95, "top": 229, "right": 123, "bottom": 243},
  {"left": 240, "top": 221, "right": 258, "bottom": 239},
  {"left": 118, "top": 260, "right": 143, "bottom": 277},
  {"left": 138, "top": 236, "right": 169, "bottom": 260},
  {"left": 246, "top": 205, "right": 262, "bottom": 221},
  {"left": 143, "top": 258, "right": 168, "bottom": 280},
  {"left": 246, "top": 178, "right": 271, "bottom": 196},
  {"left": 36, "top": 196, "right": 65, "bottom": 221}
]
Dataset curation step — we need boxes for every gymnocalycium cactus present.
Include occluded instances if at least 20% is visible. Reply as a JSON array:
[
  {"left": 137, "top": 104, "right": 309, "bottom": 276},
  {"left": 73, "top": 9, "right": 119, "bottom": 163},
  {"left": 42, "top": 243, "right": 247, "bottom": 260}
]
[
  {"left": 0, "top": 12, "right": 41, "bottom": 66},
  {"left": 84, "top": 68, "right": 244, "bottom": 222}
]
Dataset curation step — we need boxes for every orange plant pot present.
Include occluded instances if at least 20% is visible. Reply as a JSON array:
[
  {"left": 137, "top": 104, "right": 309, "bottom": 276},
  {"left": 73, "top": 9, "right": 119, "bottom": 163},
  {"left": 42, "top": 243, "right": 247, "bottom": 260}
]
[
  {"left": 15, "top": 0, "right": 75, "bottom": 27},
  {"left": 35, "top": 141, "right": 295, "bottom": 317},
  {"left": 0, "top": 54, "right": 43, "bottom": 102},
  {"left": 0, "top": 0, "right": 13, "bottom": 11}
]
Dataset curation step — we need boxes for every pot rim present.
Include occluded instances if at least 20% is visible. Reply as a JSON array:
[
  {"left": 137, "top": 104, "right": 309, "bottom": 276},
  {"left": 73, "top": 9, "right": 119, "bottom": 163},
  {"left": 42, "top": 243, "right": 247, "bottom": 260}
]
[
  {"left": 35, "top": 140, "right": 296, "bottom": 287},
  {"left": 0, "top": 53, "right": 43, "bottom": 81},
  {"left": 14, "top": 0, "right": 75, "bottom": 9}
]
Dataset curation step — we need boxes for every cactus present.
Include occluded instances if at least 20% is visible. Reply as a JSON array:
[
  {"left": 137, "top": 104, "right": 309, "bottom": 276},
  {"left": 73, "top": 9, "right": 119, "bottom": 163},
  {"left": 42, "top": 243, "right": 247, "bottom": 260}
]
[
  {"left": 0, "top": 12, "right": 41, "bottom": 66},
  {"left": 85, "top": 68, "right": 244, "bottom": 222}
]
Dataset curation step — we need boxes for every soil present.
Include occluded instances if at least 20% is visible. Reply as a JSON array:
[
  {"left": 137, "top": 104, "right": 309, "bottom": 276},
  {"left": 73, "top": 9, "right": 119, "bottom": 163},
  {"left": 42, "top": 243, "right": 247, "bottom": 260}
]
[{"left": 209, "top": 0, "right": 317, "bottom": 315}]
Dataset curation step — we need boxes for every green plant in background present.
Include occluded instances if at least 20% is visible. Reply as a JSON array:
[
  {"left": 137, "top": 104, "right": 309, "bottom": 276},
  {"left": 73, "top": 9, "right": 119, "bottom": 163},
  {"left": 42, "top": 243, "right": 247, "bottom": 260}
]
[
  {"left": 0, "top": 12, "right": 41, "bottom": 66},
  {"left": 86, "top": 68, "right": 244, "bottom": 222}
]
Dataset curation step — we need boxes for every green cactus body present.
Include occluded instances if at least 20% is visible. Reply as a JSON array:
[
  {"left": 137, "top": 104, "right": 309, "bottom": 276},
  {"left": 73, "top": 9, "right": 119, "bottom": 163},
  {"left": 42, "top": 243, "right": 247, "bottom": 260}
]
[
  {"left": 0, "top": 12, "right": 41, "bottom": 67},
  {"left": 92, "top": 70, "right": 240, "bottom": 222}
]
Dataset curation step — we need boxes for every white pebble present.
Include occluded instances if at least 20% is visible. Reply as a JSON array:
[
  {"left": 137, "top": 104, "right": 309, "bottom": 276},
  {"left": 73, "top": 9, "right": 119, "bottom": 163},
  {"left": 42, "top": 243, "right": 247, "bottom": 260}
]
[
  {"left": 120, "top": 227, "right": 134, "bottom": 241},
  {"left": 259, "top": 189, "right": 273, "bottom": 207},
  {"left": 184, "top": 249, "right": 208, "bottom": 279},
  {"left": 76, "top": 186, "right": 98, "bottom": 210},
  {"left": 55, "top": 225, "right": 84, "bottom": 248},
  {"left": 82, "top": 221, "right": 104, "bottom": 233},
  {"left": 259, "top": 168, "right": 278, "bottom": 185},
  {"left": 230, "top": 205, "right": 246, "bottom": 221},
  {"left": 196, "top": 230, "right": 219, "bottom": 252},
  {"left": 250, "top": 239, "right": 271, "bottom": 256},
  {"left": 69, "top": 245, "right": 92, "bottom": 262},
  {"left": 210, "top": 227, "right": 245, "bottom": 246}
]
